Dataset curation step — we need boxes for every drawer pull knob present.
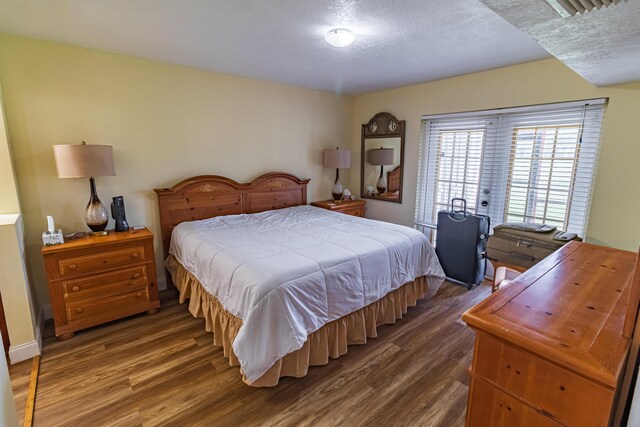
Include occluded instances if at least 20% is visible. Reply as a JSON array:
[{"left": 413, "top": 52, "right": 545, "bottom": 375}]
[
  {"left": 72, "top": 286, "right": 80, "bottom": 292},
  {"left": 68, "top": 264, "right": 77, "bottom": 270},
  {"left": 132, "top": 273, "right": 141, "bottom": 279},
  {"left": 135, "top": 292, "right": 143, "bottom": 298},
  {"left": 131, "top": 253, "right": 139, "bottom": 259},
  {"left": 75, "top": 307, "right": 83, "bottom": 313}
]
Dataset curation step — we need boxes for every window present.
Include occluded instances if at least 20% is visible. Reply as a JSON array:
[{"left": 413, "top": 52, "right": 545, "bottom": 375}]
[
  {"left": 416, "top": 100, "right": 606, "bottom": 239},
  {"left": 505, "top": 125, "right": 580, "bottom": 228},
  {"left": 434, "top": 130, "right": 484, "bottom": 215}
]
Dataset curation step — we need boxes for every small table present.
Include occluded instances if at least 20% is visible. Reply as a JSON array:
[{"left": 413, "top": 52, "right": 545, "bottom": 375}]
[
  {"left": 310, "top": 199, "right": 366, "bottom": 217},
  {"left": 42, "top": 228, "right": 160, "bottom": 340}
]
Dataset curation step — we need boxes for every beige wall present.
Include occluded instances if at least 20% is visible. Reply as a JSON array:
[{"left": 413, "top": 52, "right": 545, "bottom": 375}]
[
  {"left": 352, "top": 59, "right": 640, "bottom": 251},
  {"left": 0, "top": 34, "right": 353, "bottom": 307},
  {"left": 0, "top": 83, "right": 39, "bottom": 360},
  {"left": 1, "top": 32, "right": 638, "bottom": 314},
  {"left": 0, "top": 215, "right": 37, "bottom": 346},
  {"left": 0, "top": 87, "right": 20, "bottom": 215}
]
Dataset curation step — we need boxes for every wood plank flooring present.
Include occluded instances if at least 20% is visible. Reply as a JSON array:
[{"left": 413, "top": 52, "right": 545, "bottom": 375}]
[{"left": 10, "top": 281, "right": 490, "bottom": 426}]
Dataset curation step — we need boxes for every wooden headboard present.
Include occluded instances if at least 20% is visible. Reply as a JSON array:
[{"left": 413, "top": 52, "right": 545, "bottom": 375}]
[
  {"left": 154, "top": 172, "right": 310, "bottom": 258},
  {"left": 387, "top": 166, "right": 401, "bottom": 193}
]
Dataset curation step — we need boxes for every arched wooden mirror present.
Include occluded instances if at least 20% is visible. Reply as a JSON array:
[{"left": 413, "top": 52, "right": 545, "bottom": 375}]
[{"left": 360, "top": 112, "right": 405, "bottom": 203}]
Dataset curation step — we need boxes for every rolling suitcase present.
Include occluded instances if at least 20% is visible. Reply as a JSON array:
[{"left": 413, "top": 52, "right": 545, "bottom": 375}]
[{"left": 435, "top": 198, "right": 490, "bottom": 289}]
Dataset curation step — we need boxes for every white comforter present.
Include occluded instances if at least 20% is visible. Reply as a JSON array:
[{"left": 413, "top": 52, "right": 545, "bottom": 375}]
[{"left": 169, "top": 205, "right": 445, "bottom": 382}]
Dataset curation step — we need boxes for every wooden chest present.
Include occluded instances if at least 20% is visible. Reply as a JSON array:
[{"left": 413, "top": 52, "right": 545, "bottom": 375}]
[
  {"left": 42, "top": 228, "right": 160, "bottom": 340},
  {"left": 463, "top": 242, "right": 639, "bottom": 426}
]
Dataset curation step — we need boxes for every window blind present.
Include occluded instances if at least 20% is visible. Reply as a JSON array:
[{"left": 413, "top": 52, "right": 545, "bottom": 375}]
[{"left": 415, "top": 99, "right": 606, "bottom": 239}]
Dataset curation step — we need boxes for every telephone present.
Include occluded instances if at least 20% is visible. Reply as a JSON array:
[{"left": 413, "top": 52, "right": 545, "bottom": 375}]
[{"left": 110, "top": 196, "right": 130, "bottom": 232}]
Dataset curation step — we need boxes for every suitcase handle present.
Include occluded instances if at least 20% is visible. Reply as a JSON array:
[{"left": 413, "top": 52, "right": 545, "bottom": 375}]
[{"left": 449, "top": 198, "right": 467, "bottom": 220}]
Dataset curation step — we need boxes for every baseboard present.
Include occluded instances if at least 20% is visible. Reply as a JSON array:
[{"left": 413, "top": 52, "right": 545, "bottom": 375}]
[
  {"left": 42, "top": 303, "right": 52, "bottom": 320},
  {"left": 9, "top": 340, "right": 40, "bottom": 364},
  {"left": 9, "top": 308, "right": 43, "bottom": 364},
  {"left": 9, "top": 339, "right": 42, "bottom": 365},
  {"left": 158, "top": 275, "right": 167, "bottom": 291},
  {"left": 35, "top": 306, "right": 44, "bottom": 350}
]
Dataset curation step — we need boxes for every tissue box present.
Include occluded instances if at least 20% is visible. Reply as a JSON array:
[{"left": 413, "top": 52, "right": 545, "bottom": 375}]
[{"left": 42, "top": 230, "right": 64, "bottom": 246}]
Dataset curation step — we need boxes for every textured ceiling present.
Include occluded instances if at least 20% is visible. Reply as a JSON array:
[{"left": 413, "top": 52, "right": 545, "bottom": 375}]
[
  {"left": 0, "top": 0, "right": 551, "bottom": 94},
  {"left": 480, "top": 0, "right": 640, "bottom": 86}
]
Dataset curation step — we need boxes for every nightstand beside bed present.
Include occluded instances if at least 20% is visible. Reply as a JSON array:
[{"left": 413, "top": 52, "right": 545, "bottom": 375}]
[
  {"left": 42, "top": 228, "right": 160, "bottom": 340},
  {"left": 310, "top": 199, "right": 366, "bottom": 217}
]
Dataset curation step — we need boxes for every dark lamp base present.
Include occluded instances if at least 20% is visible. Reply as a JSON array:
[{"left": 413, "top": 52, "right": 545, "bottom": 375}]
[
  {"left": 85, "top": 177, "right": 109, "bottom": 234},
  {"left": 376, "top": 165, "right": 387, "bottom": 194}
]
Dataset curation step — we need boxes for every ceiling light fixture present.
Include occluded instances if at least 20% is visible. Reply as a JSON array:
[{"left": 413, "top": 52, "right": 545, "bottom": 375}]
[{"left": 324, "top": 28, "right": 355, "bottom": 47}]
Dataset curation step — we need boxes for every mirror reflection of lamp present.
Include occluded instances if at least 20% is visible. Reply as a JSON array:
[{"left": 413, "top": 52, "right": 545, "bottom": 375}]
[
  {"left": 368, "top": 148, "right": 394, "bottom": 194},
  {"left": 323, "top": 147, "right": 351, "bottom": 202},
  {"left": 53, "top": 141, "right": 115, "bottom": 236}
]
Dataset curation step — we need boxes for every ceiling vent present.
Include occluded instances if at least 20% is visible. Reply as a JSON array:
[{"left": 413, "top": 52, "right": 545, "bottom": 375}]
[{"left": 544, "top": 0, "right": 628, "bottom": 17}]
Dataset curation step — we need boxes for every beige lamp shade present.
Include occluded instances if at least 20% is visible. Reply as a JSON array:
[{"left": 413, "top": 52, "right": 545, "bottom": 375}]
[
  {"left": 53, "top": 143, "right": 115, "bottom": 178},
  {"left": 323, "top": 148, "right": 351, "bottom": 168},
  {"left": 368, "top": 148, "right": 394, "bottom": 166}
]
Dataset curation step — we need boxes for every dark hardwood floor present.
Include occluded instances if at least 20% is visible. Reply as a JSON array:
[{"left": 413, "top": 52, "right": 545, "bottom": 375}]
[{"left": 10, "top": 281, "right": 490, "bottom": 426}]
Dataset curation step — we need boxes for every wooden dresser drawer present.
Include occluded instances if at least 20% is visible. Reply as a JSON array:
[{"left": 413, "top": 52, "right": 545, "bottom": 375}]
[
  {"left": 468, "top": 376, "right": 561, "bottom": 427},
  {"left": 310, "top": 200, "right": 366, "bottom": 218},
  {"left": 341, "top": 206, "right": 364, "bottom": 217},
  {"left": 58, "top": 244, "right": 146, "bottom": 277},
  {"left": 474, "top": 333, "right": 613, "bottom": 427},
  {"left": 65, "top": 288, "right": 151, "bottom": 322},
  {"left": 61, "top": 266, "right": 148, "bottom": 301}
]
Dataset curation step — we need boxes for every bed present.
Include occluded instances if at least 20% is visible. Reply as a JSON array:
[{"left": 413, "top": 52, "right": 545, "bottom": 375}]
[{"left": 155, "top": 172, "right": 445, "bottom": 386}]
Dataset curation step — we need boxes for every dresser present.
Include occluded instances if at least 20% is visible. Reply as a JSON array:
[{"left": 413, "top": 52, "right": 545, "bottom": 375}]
[
  {"left": 310, "top": 199, "right": 366, "bottom": 217},
  {"left": 42, "top": 228, "right": 160, "bottom": 340},
  {"left": 463, "top": 242, "right": 639, "bottom": 426}
]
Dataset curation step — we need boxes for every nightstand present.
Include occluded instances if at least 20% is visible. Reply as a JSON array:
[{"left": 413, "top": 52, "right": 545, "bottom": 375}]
[
  {"left": 311, "top": 199, "right": 367, "bottom": 217},
  {"left": 42, "top": 228, "right": 160, "bottom": 340}
]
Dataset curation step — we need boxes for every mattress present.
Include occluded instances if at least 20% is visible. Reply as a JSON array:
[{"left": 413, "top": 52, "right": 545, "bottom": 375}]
[{"left": 169, "top": 205, "right": 445, "bottom": 382}]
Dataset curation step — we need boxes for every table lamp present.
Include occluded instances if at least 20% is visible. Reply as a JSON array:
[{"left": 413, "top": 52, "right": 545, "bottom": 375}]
[
  {"left": 53, "top": 141, "right": 115, "bottom": 235},
  {"left": 368, "top": 148, "right": 394, "bottom": 194},
  {"left": 323, "top": 147, "right": 351, "bottom": 201}
]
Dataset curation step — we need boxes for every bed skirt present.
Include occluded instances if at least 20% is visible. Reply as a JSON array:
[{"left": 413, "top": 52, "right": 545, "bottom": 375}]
[{"left": 165, "top": 255, "right": 431, "bottom": 387}]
